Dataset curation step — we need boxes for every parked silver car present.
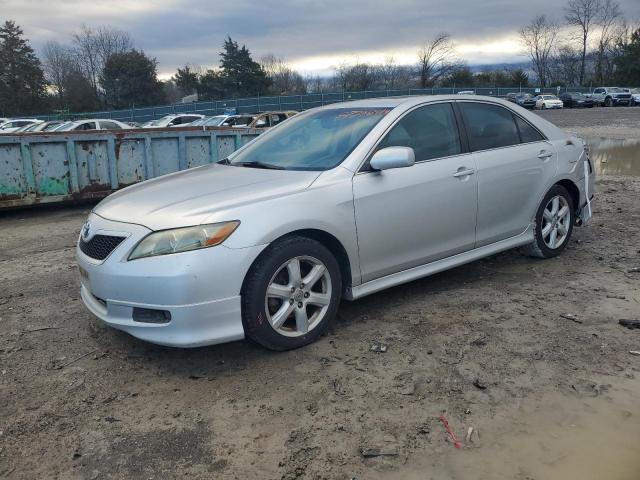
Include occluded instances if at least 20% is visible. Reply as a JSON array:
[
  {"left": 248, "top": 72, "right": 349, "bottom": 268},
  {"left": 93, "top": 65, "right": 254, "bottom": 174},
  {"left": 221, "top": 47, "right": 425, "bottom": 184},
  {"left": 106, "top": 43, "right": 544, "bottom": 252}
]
[{"left": 77, "top": 96, "right": 594, "bottom": 350}]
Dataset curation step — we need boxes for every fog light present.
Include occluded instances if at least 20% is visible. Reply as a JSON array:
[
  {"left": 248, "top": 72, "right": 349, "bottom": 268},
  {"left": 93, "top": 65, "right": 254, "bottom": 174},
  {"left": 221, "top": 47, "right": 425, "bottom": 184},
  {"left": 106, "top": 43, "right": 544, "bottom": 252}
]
[{"left": 132, "top": 307, "right": 171, "bottom": 324}]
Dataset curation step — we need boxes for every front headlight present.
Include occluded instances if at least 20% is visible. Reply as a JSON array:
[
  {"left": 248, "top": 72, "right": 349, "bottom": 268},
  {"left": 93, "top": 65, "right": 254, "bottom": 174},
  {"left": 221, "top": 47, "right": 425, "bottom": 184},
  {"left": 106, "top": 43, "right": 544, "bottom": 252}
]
[{"left": 128, "top": 221, "right": 240, "bottom": 260}]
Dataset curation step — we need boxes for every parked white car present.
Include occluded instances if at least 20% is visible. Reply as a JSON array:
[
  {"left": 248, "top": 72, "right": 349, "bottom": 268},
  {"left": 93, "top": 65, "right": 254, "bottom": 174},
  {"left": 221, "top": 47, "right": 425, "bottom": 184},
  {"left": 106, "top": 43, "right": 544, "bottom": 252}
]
[
  {"left": 629, "top": 88, "right": 640, "bottom": 106},
  {"left": 51, "top": 119, "right": 132, "bottom": 132},
  {"left": 0, "top": 119, "right": 43, "bottom": 133},
  {"left": 14, "top": 120, "right": 66, "bottom": 133},
  {"left": 534, "top": 95, "right": 563, "bottom": 110},
  {"left": 142, "top": 114, "right": 205, "bottom": 128},
  {"left": 77, "top": 95, "right": 594, "bottom": 350}
]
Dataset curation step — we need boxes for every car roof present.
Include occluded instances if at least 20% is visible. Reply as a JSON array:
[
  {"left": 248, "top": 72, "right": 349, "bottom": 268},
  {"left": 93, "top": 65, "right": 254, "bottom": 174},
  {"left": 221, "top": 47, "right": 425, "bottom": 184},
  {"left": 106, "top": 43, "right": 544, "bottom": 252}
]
[{"left": 319, "top": 94, "right": 522, "bottom": 110}]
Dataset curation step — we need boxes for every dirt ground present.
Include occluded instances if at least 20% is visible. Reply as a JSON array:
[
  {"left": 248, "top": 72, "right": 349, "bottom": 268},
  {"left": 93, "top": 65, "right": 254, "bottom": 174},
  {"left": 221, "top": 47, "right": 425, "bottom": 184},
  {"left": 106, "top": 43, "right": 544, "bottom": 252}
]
[{"left": 1, "top": 108, "right": 639, "bottom": 479}]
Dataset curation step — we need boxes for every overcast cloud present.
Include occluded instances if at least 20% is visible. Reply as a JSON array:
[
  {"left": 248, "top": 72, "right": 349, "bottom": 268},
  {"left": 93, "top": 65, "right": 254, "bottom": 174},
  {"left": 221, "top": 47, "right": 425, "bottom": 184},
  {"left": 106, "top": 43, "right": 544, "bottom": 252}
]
[{"left": 2, "top": 0, "right": 639, "bottom": 77}]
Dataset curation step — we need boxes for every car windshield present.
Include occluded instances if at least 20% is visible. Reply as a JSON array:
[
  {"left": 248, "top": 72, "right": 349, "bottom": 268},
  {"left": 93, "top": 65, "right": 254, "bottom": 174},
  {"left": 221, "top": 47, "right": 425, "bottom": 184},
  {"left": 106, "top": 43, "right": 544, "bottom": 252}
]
[
  {"left": 571, "top": 93, "right": 585, "bottom": 98},
  {"left": 192, "top": 116, "right": 227, "bottom": 127},
  {"left": 144, "top": 117, "right": 170, "bottom": 127},
  {"left": 51, "top": 122, "right": 72, "bottom": 131},
  {"left": 542, "top": 95, "right": 557, "bottom": 100},
  {"left": 227, "top": 107, "right": 391, "bottom": 171},
  {"left": 608, "top": 87, "right": 624, "bottom": 93}
]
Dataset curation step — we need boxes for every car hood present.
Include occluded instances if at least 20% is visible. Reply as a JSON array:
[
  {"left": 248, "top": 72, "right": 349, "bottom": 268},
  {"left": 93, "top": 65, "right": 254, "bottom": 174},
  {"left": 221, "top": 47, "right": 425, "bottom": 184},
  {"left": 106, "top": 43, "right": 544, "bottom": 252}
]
[{"left": 94, "top": 164, "right": 321, "bottom": 230}]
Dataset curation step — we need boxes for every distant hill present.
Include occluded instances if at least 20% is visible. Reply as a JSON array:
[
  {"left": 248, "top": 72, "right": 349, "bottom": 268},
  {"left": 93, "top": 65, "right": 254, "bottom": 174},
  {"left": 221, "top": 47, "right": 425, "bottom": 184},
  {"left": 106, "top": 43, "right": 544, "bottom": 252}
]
[{"left": 468, "top": 61, "right": 531, "bottom": 73}]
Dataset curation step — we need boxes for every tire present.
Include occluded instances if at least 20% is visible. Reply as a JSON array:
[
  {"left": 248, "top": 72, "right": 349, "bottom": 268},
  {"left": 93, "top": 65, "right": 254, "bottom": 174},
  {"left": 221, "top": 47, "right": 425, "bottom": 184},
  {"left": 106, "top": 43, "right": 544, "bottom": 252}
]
[
  {"left": 522, "top": 185, "right": 575, "bottom": 259},
  {"left": 605, "top": 97, "right": 613, "bottom": 107},
  {"left": 241, "top": 236, "right": 342, "bottom": 351}
]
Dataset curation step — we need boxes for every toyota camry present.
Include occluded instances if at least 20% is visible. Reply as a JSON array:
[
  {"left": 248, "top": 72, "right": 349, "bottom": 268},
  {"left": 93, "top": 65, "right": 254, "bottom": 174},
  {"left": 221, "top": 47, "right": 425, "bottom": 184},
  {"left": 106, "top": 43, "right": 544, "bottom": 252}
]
[{"left": 77, "top": 95, "right": 594, "bottom": 350}]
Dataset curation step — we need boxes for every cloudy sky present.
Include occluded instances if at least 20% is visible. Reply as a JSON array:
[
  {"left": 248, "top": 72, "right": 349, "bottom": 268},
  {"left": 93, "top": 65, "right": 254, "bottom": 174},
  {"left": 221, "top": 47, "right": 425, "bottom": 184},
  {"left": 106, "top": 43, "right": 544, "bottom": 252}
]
[{"left": 3, "top": 0, "right": 640, "bottom": 78}]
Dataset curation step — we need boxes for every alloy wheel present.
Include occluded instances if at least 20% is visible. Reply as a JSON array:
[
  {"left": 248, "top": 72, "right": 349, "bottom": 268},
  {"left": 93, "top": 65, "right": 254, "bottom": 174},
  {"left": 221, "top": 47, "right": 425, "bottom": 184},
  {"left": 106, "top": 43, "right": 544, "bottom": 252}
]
[
  {"left": 264, "top": 256, "right": 332, "bottom": 337},
  {"left": 541, "top": 195, "right": 571, "bottom": 249}
]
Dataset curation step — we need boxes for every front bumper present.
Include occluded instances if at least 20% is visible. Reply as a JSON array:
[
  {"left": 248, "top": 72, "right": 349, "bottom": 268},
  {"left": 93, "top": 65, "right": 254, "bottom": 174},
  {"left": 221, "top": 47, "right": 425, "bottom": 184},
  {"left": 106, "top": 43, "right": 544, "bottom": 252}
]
[
  {"left": 76, "top": 213, "right": 267, "bottom": 347},
  {"left": 612, "top": 97, "right": 631, "bottom": 105}
]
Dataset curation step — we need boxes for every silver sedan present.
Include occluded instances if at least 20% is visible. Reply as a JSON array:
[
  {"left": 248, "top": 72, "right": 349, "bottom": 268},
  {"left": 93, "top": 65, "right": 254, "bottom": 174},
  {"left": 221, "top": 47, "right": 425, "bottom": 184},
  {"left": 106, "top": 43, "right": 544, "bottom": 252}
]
[{"left": 76, "top": 95, "right": 594, "bottom": 350}]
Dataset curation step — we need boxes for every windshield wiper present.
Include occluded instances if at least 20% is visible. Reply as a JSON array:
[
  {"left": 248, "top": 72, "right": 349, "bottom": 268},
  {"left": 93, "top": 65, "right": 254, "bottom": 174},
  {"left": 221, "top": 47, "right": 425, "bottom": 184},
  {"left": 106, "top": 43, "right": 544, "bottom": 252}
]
[
  {"left": 217, "top": 157, "right": 231, "bottom": 165},
  {"left": 235, "top": 161, "right": 285, "bottom": 170}
]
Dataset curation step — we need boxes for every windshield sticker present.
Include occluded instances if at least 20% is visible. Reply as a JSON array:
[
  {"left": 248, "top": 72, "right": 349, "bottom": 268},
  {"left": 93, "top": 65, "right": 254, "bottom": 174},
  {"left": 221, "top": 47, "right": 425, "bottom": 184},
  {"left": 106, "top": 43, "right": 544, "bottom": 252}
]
[{"left": 337, "top": 109, "right": 391, "bottom": 119}]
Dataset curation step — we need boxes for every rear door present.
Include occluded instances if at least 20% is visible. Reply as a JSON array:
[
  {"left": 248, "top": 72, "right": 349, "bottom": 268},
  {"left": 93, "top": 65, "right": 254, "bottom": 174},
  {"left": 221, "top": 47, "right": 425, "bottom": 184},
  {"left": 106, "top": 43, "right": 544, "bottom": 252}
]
[
  {"left": 353, "top": 102, "right": 478, "bottom": 283},
  {"left": 458, "top": 101, "right": 557, "bottom": 247}
]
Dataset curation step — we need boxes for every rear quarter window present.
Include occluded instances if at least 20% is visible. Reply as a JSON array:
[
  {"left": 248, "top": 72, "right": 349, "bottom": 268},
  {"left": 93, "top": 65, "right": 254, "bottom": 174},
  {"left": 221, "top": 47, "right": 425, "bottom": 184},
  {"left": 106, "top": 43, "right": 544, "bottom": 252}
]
[{"left": 514, "top": 116, "right": 544, "bottom": 143}]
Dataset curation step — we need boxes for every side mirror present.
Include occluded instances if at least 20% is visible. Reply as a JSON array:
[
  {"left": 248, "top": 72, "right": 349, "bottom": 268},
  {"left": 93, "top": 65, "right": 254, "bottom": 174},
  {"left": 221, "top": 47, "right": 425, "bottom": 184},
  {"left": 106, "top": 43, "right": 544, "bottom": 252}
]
[{"left": 370, "top": 147, "right": 415, "bottom": 171}]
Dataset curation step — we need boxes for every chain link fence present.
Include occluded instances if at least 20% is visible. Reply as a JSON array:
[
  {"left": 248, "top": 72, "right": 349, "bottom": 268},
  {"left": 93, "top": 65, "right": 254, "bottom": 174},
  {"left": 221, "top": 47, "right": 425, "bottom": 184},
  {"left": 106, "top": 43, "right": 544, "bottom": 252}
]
[{"left": 38, "top": 86, "right": 597, "bottom": 123}]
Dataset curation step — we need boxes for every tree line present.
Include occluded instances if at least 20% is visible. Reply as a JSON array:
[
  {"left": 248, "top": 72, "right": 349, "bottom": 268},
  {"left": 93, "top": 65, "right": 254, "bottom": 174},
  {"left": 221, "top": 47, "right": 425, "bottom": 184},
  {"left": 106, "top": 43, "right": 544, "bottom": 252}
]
[
  {"left": 520, "top": 0, "right": 639, "bottom": 87},
  {"left": 1, "top": 4, "right": 639, "bottom": 117}
]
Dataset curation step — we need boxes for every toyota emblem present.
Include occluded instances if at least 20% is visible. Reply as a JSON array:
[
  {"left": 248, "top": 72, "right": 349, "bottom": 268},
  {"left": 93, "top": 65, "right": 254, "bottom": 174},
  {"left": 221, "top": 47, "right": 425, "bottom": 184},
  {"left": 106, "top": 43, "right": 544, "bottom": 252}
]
[{"left": 82, "top": 221, "right": 91, "bottom": 240}]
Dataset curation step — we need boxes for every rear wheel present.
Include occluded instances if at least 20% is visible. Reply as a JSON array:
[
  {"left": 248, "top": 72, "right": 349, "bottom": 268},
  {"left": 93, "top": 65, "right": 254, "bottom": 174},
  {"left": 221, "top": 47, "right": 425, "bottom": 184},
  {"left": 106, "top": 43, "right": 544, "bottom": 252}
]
[
  {"left": 522, "top": 185, "right": 575, "bottom": 259},
  {"left": 241, "top": 236, "right": 342, "bottom": 351}
]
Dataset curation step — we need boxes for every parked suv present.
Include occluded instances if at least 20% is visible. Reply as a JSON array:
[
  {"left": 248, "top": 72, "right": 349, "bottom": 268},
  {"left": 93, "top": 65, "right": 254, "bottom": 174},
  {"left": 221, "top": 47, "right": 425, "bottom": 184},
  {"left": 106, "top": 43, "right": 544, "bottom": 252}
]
[{"left": 588, "top": 87, "right": 632, "bottom": 107}]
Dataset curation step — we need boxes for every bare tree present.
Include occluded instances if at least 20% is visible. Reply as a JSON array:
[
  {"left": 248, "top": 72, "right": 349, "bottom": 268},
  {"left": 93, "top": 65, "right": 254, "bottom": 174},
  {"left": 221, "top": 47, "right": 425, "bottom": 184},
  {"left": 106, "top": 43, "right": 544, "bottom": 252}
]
[
  {"left": 72, "top": 24, "right": 132, "bottom": 97},
  {"left": 260, "top": 54, "right": 306, "bottom": 94},
  {"left": 379, "top": 56, "right": 401, "bottom": 89},
  {"left": 305, "top": 74, "right": 324, "bottom": 93},
  {"left": 41, "top": 41, "right": 75, "bottom": 104},
  {"left": 565, "top": 0, "right": 602, "bottom": 85},
  {"left": 520, "top": 15, "right": 559, "bottom": 87},
  {"left": 594, "top": 0, "right": 622, "bottom": 83},
  {"left": 550, "top": 45, "right": 583, "bottom": 85},
  {"left": 417, "top": 33, "right": 457, "bottom": 88}
]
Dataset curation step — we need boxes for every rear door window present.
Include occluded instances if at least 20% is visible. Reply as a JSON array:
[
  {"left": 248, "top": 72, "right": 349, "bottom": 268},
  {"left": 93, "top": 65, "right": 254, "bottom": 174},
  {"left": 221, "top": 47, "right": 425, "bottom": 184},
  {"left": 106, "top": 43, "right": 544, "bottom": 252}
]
[
  {"left": 460, "top": 103, "right": 521, "bottom": 151},
  {"left": 378, "top": 103, "right": 462, "bottom": 162},
  {"left": 76, "top": 122, "right": 97, "bottom": 131}
]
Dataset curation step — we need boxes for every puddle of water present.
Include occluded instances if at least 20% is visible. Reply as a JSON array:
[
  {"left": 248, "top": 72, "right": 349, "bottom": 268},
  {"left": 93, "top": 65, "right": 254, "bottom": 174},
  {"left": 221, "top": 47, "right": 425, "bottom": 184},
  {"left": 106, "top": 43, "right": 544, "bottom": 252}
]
[
  {"left": 586, "top": 137, "right": 640, "bottom": 176},
  {"left": 381, "top": 376, "right": 640, "bottom": 480}
]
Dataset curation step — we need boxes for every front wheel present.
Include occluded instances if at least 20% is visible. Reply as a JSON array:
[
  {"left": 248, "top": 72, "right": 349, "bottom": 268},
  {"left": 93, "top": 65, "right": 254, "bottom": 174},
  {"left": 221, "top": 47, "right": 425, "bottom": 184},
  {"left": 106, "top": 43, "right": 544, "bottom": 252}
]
[
  {"left": 522, "top": 185, "right": 575, "bottom": 259},
  {"left": 605, "top": 97, "right": 613, "bottom": 107},
  {"left": 241, "top": 236, "right": 342, "bottom": 350}
]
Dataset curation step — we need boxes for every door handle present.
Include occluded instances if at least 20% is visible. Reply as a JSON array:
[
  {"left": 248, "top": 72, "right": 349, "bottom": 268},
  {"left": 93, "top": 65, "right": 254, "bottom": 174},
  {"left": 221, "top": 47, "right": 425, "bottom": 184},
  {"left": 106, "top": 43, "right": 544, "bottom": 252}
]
[
  {"left": 453, "top": 167, "right": 475, "bottom": 178},
  {"left": 538, "top": 151, "right": 553, "bottom": 160}
]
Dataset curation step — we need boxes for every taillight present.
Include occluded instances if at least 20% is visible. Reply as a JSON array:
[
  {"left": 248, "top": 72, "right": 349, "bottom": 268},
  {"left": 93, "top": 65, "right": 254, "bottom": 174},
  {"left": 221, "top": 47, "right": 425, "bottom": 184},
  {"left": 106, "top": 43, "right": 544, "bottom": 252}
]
[{"left": 584, "top": 144, "right": 593, "bottom": 173}]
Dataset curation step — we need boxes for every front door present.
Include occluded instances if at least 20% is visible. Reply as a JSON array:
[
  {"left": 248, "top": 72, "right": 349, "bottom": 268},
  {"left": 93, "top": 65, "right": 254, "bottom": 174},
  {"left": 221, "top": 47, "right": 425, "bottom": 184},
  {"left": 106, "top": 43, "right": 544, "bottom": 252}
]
[{"left": 353, "top": 102, "right": 478, "bottom": 283}]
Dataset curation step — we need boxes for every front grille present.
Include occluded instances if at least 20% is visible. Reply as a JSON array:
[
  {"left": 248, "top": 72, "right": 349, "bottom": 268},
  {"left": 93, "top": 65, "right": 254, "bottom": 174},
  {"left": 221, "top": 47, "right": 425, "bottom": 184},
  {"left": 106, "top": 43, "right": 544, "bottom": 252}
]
[{"left": 79, "top": 234, "right": 126, "bottom": 260}]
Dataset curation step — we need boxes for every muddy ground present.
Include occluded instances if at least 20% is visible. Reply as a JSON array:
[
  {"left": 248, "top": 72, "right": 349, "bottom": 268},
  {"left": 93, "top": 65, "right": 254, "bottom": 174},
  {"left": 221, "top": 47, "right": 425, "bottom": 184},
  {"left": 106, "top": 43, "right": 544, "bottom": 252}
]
[{"left": 1, "top": 108, "right": 639, "bottom": 479}]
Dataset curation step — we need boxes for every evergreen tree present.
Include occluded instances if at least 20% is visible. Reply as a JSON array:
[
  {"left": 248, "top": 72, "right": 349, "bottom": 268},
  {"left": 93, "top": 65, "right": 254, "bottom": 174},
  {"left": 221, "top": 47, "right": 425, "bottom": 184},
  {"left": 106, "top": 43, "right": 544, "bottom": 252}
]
[
  {"left": 0, "top": 20, "right": 47, "bottom": 115},
  {"left": 614, "top": 28, "right": 640, "bottom": 85},
  {"left": 197, "top": 69, "right": 225, "bottom": 100},
  {"left": 219, "top": 37, "right": 270, "bottom": 97},
  {"left": 99, "top": 49, "right": 166, "bottom": 108},
  {"left": 510, "top": 68, "right": 530, "bottom": 87},
  {"left": 441, "top": 65, "right": 475, "bottom": 87},
  {"left": 173, "top": 65, "right": 199, "bottom": 96}
]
